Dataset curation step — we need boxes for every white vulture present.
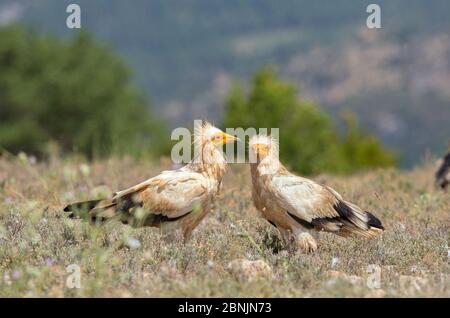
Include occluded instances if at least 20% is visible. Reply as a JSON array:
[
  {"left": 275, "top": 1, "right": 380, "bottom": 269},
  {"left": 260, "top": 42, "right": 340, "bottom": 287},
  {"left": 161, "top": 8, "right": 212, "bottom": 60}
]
[
  {"left": 435, "top": 143, "right": 450, "bottom": 190},
  {"left": 64, "top": 121, "right": 238, "bottom": 241},
  {"left": 249, "top": 134, "right": 384, "bottom": 252}
]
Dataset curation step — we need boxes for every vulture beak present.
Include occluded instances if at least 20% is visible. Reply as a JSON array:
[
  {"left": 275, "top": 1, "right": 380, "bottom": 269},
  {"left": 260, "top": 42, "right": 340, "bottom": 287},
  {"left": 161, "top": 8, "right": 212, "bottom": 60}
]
[{"left": 222, "top": 132, "right": 240, "bottom": 144}]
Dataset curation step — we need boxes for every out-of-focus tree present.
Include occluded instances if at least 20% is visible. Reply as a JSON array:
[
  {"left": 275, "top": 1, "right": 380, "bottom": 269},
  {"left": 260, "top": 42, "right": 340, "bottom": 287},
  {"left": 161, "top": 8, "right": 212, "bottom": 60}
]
[
  {"left": 338, "top": 112, "right": 397, "bottom": 173},
  {"left": 0, "top": 26, "right": 168, "bottom": 158},
  {"left": 223, "top": 67, "right": 396, "bottom": 175}
]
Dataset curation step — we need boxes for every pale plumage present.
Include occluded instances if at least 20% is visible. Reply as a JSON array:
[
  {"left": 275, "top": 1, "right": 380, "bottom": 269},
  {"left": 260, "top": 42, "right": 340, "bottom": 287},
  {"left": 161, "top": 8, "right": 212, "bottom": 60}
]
[
  {"left": 249, "top": 134, "right": 384, "bottom": 252},
  {"left": 64, "top": 121, "right": 237, "bottom": 241}
]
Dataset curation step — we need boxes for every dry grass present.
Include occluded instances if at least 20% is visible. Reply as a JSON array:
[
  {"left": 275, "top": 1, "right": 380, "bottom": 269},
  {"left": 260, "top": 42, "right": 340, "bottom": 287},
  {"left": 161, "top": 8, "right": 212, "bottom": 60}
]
[{"left": 0, "top": 155, "right": 448, "bottom": 297}]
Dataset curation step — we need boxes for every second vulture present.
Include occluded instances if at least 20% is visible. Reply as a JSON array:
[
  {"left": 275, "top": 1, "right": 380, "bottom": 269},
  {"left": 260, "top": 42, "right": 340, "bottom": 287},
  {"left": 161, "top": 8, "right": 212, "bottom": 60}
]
[{"left": 249, "top": 134, "right": 384, "bottom": 252}]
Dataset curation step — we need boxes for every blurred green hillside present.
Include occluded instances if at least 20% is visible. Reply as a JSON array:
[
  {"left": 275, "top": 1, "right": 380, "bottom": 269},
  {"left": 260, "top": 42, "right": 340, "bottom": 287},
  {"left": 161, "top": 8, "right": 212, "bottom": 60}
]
[
  {"left": 1, "top": 0, "right": 450, "bottom": 165},
  {"left": 0, "top": 27, "right": 167, "bottom": 158},
  {"left": 0, "top": 26, "right": 394, "bottom": 174},
  {"left": 224, "top": 68, "right": 396, "bottom": 174}
]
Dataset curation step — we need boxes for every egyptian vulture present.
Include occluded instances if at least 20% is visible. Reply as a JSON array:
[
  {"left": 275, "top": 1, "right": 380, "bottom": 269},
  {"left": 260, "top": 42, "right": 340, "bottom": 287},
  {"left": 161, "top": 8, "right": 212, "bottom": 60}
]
[
  {"left": 249, "top": 134, "right": 384, "bottom": 252},
  {"left": 435, "top": 143, "right": 450, "bottom": 190},
  {"left": 64, "top": 121, "right": 237, "bottom": 241}
]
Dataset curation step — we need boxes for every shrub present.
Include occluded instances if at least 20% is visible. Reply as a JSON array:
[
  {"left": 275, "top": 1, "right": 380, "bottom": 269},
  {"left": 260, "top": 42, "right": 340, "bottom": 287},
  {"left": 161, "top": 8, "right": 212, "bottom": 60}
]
[{"left": 223, "top": 67, "right": 396, "bottom": 174}]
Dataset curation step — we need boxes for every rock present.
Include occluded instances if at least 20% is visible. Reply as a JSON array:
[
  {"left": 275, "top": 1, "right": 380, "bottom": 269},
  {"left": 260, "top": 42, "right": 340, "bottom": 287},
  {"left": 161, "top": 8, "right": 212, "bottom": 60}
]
[
  {"left": 124, "top": 237, "right": 141, "bottom": 250},
  {"left": 399, "top": 275, "right": 429, "bottom": 293},
  {"left": 142, "top": 272, "right": 152, "bottom": 280},
  {"left": 326, "top": 270, "right": 364, "bottom": 285},
  {"left": 159, "top": 264, "right": 180, "bottom": 279},
  {"left": 369, "top": 288, "right": 387, "bottom": 298},
  {"left": 197, "top": 216, "right": 222, "bottom": 231},
  {"left": 203, "top": 217, "right": 222, "bottom": 227},
  {"left": 227, "top": 259, "right": 272, "bottom": 282},
  {"left": 330, "top": 257, "right": 340, "bottom": 268}
]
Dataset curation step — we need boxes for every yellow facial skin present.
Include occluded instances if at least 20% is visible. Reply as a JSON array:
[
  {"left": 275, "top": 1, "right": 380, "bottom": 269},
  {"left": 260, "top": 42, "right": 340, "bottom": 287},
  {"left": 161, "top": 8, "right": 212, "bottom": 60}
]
[{"left": 251, "top": 143, "right": 269, "bottom": 158}]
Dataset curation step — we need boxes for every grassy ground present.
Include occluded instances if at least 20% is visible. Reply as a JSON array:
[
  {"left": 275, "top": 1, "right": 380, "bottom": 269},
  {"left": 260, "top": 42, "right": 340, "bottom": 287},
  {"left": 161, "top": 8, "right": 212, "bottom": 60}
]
[{"left": 0, "top": 155, "right": 448, "bottom": 297}]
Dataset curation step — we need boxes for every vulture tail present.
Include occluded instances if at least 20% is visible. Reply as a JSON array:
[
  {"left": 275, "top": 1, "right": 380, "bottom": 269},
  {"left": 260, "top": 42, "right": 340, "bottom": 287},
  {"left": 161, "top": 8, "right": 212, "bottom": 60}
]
[
  {"left": 64, "top": 192, "right": 144, "bottom": 225},
  {"left": 63, "top": 198, "right": 117, "bottom": 223},
  {"left": 334, "top": 201, "right": 384, "bottom": 238}
]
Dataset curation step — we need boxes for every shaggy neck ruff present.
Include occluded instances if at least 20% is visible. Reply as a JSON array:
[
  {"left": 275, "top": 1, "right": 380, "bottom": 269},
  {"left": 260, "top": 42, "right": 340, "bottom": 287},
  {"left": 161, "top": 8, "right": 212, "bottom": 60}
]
[
  {"left": 187, "top": 140, "right": 227, "bottom": 183},
  {"left": 251, "top": 152, "right": 281, "bottom": 176}
]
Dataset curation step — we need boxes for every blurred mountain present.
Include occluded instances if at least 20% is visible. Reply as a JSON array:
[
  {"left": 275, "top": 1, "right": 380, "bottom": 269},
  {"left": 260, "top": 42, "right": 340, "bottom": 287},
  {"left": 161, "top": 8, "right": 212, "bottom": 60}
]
[{"left": 1, "top": 0, "right": 449, "bottom": 166}]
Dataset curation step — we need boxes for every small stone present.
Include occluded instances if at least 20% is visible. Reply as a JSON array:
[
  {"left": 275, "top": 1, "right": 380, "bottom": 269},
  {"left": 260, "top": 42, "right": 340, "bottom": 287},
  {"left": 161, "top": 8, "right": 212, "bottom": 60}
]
[
  {"left": 204, "top": 217, "right": 221, "bottom": 227},
  {"left": 399, "top": 275, "right": 429, "bottom": 292},
  {"left": 125, "top": 237, "right": 141, "bottom": 250},
  {"left": 118, "top": 290, "right": 133, "bottom": 298},
  {"left": 142, "top": 272, "right": 152, "bottom": 280},
  {"left": 159, "top": 264, "right": 179, "bottom": 278},
  {"left": 331, "top": 257, "right": 340, "bottom": 268},
  {"left": 326, "top": 270, "right": 364, "bottom": 285},
  {"left": 370, "top": 289, "right": 387, "bottom": 298},
  {"left": 227, "top": 259, "right": 272, "bottom": 282},
  {"left": 28, "top": 156, "right": 37, "bottom": 165}
]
